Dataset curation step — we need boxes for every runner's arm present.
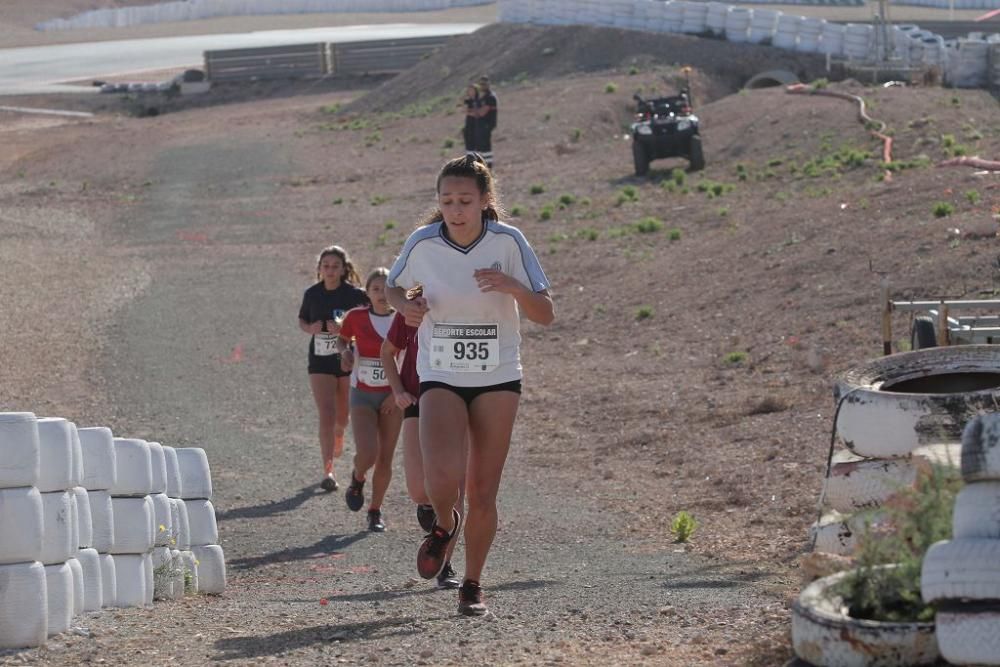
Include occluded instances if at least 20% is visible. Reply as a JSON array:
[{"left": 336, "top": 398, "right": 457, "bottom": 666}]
[{"left": 299, "top": 318, "right": 322, "bottom": 335}]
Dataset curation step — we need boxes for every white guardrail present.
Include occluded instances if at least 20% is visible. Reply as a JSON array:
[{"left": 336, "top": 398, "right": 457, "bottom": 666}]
[
  {"left": 36, "top": 0, "right": 494, "bottom": 31},
  {"left": 497, "top": 0, "right": 1000, "bottom": 88},
  {"left": 0, "top": 412, "right": 224, "bottom": 650}
]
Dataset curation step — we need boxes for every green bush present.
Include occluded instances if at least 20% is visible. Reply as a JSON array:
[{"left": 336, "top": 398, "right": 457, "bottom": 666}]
[
  {"left": 605, "top": 82, "right": 618, "bottom": 94},
  {"left": 559, "top": 193, "right": 577, "bottom": 206},
  {"left": 443, "top": 138, "right": 455, "bottom": 148},
  {"left": 668, "top": 228, "right": 682, "bottom": 241},
  {"left": 576, "top": 228, "right": 599, "bottom": 241},
  {"left": 724, "top": 351, "right": 747, "bottom": 365},
  {"left": 635, "top": 217, "right": 663, "bottom": 234},
  {"left": 510, "top": 205, "right": 524, "bottom": 217},
  {"left": 932, "top": 202, "right": 954, "bottom": 218},
  {"left": 539, "top": 205, "right": 554, "bottom": 221},
  {"left": 966, "top": 190, "right": 981, "bottom": 205},
  {"left": 530, "top": 184, "right": 546, "bottom": 195},
  {"left": 636, "top": 305, "right": 653, "bottom": 320},
  {"left": 670, "top": 511, "right": 698, "bottom": 543}
]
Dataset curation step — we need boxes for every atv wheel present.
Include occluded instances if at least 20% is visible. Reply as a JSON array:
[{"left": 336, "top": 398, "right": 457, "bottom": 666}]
[
  {"left": 911, "top": 316, "right": 938, "bottom": 350},
  {"left": 632, "top": 141, "right": 650, "bottom": 177},
  {"left": 688, "top": 135, "right": 705, "bottom": 171}
]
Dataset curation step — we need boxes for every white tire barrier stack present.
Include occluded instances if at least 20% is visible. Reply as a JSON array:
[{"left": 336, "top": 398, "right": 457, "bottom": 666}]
[
  {"left": 842, "top": 23, "right": 874, "bottom": 60},
  {"left": 705, "top": 2, "right": 729, "bottom": 37},
  {"left": 37, "top": 418, "right": 79, "bottom": 636},
  {"left": 724, "top": 6, "right": 752, "bottom": 43},
  {"left": 946, "top": 38, "right": 991, "bottom": 88},
  {"left": 0, "top": 412, "right": 47, "bottom": 649},
  {"left": 147, "top": 442, "right": 175, "bottom": 600},
  {"left": 797, "top": 17, "right": 826, "bottom": 55},
  {"left": 78, "top": 427, "right": 116, "bottom": 608},
  {"left": 748, "top": 9, "right": 780, "bottom": 45},
  {"left": 109, "top": 438, "right": 154, "bottom": 608},
  {"left": 773, "top": 14, "right": 802, "bottom": 50},
  {"left": 680, "top": 1, "right": 708, "bottom": 35},
  {"left": 921, "top": 414, "right": 1000, "bottom": 666},
  {"left": 177, "top": 448, "right": 225, "bottom": 595},
  {"left": 164, "top": 445, "right": 196, "bottom": 595}
]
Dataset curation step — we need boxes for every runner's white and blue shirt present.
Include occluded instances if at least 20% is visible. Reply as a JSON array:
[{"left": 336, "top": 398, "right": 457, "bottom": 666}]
[{"left": 387, "top": 219, "right": 549, "bottom": 387}]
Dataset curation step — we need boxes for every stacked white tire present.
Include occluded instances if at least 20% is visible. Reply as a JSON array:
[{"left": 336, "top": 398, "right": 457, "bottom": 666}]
[
  {"left": 0, "top": 412, "right": 47, "bottom": 649},
  {"left": 177, "top": 448, "right": 225, "bottom": 595},
  {"left": 164, "top": 446, "right": 194, "bottom": 597},
  {"left": 921, "top": 414, "right": 1000, "bottom": 666},
  {"left": 37, "top": 418, "right": 80, "bottom": 636},
  {"left": 109, "top": 438, "right": 154, "bottom": 608},
  {"left": 78, "top": 427, "right": 117, "bottom": 608}
]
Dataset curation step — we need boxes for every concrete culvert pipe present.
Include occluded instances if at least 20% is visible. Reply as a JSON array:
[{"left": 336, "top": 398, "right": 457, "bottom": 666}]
[
  {"left": 109, "top": 438, "right": 152, "bottom": 497},
  {"left": 67, "top": 556, "right": 84, "bottom": 617},
  {"left": 88, "top": 490, "right": 114, "bottom": 553},
  {"left": 40, "top": 490, "right": 75, "bottom": 565},
  {"left": 72, "top": 487, "right": 93, "bottom": 549},
  {"left": 110, "top": 554, "right": 147, "bottom": 608},
  {"left": 98, "top": 553, "right": 116, "bottom": 608},
  {"left": 147, "top": 442, "right": 168, "bottom": 495},
  {"left": 0, "top": 561, "right": 47, "bottom": 649},
  {"left": 109, "top": 496, "right": 154, "bottom": 554},
  {"left": 186, "top": 499, "right": 218, "bottom": 546},
  {"left": 78, "top": 427, "right": 116, "bottom": 491},
  {"left": 44, "top": 561, "right": 73, "bottom": 636},
  {"left": 835, "top": 346, "right": 1000, "bottom": 459},
  {"left": 176, "top": 448, "right": 213, "bottom": 500},
  {"left": 77, "top": 547, "right": 103, "bottom": 611},
  {"left": 0, "top": 487, "right": 43, "bottom": 565},
  {"left": 191, "top": 544, "right": 226, "bottom": 594},
  {"left": 0, "top": 412, "right": 40, "bottom": 489},
  {"left": 163, "top": 446, "right": 183, "bottom": 499},
  {"left": 36, "top": 418, "right": 75, "bottom": 493},
  {"left": 745, "top": 70, "right": 800, "bottom": 90}
]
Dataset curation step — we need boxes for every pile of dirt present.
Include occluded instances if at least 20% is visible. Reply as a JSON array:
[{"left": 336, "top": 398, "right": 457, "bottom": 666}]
[{"left": 348, "top": 22, "right": 832, "bottom": 113}]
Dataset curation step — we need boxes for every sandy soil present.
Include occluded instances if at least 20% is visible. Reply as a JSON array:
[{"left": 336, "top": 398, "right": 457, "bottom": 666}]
[{"left": 1, "top": 22, "right": 998, "bottom": 666}]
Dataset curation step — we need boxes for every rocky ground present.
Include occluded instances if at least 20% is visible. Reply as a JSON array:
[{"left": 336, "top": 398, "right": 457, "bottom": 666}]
[{"left": 1, "top": 20, "right": 999, "bottom": 667}]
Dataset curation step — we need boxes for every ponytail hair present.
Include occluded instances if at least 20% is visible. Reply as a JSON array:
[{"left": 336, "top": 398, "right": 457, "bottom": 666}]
[
  {"left": 316, "top": 245, "right": 361, "bottom": 285},
  {"left": 364, "top": 267, "right": 389, "bottom": 292},
  {"left": 418, "top": 153, "right": 504, "bottom": 227}
]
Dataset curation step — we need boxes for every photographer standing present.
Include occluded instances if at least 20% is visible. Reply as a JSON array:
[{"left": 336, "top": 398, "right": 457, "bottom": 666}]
[{"left": 475, "top": 75, "right": 497, "bottom": 168}]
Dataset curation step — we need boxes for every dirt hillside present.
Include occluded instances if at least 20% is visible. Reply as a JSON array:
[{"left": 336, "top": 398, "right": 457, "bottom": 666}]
[{"left": 1, "top": 22, "right": 999, "bottom": 666}]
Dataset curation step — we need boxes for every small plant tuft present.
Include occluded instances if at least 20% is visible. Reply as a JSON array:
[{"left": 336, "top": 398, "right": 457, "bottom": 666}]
[
  {"left": 932, "top": 201, "right": 954, "bottom": 218},
  {"left": 724, "top": 351, "right": 748, "bottom": 365},
  {"left": 635, "top": 217, "right": 663, "bottom": 234},
  {"left": 605, "top": 82, "right": 618, "bottom": 94},
  {"left": 636, "top": 305, "right": 654, "bottom": 320},
  {"left": 670, "top": 511, "right": 698, "bottom": 543},
  {"left": 530, "top": 183, "right": 546, "bottom": 195}
]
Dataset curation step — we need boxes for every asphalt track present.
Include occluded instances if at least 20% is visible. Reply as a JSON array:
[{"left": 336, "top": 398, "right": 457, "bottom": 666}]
[{"left": 0, "top": 22, "right": 482, "bottom": 95}]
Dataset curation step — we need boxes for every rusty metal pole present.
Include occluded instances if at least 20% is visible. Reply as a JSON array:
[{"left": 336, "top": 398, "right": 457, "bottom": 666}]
[
  {"left": 938, "top": 302, "right": 951, "bottom": 346},
  {"left": 881, "top": 278, "right": 893, "bottom": 355}
]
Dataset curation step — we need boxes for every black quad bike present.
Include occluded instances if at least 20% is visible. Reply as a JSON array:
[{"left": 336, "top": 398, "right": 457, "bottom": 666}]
[{"left": 630, "top": 91, "right": 704, "bottom": 176}]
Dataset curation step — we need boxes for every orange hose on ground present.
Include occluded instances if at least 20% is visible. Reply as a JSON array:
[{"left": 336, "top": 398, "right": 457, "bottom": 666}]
[
  {"left": 786, "top": 83, "right": 894, "bottom": 182},
  {"left": 937, "top": 156, "right": 1000, "bottom": 171}
]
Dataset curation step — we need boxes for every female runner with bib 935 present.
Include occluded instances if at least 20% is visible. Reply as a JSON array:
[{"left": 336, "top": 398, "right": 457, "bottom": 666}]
[
  {"left": 387, "top": 153, "right": 554, "bottom": 616},
  {"left": 298, "top": 246, "right": 368, "bottom": 492},
  {"left": 336, "top": 268, "right": 402, "bottom": 532}
]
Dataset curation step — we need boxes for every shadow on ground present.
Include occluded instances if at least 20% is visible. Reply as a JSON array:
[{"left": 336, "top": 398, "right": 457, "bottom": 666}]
[
  {"left": 217, "top": 485, "right": 322, "bottom": 522},
  {"left": 227, "top": 531, "right": 369, "bottom": 570}
]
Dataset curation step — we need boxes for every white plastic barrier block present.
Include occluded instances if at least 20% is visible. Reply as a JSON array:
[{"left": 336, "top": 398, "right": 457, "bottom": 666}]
[
  {"left": 109, "top": 438, "right": 152, "bottom": 497},
  {"left": 151, "top": 546, "right": 182, "bottom": 600},
  {"left": 98, "top": 553, "right": 116, "bottom": 608},
  {"left": 181, "top": 549, "right": 198, "bottom": 594},
  {"left": 175, "top": 499, "right": 191, "bottom": 550},
  {"left": 110, "top": 554, "right": 147, "bottom": 608},
  {"left": 68, "top": 492, "right": 79, "bottom": 561},
  {"left": 44, "top": 561, "right": 73, "bottom": 636},
  {"left": 72, "top": 487, "right": 93, "bottom": 549},
  {"left": 0, "top": 487, "right": 43, "bottom": 564},
  {"left": 78, "top": 427, "right": 116, "bottom": 491},
  {"left": 163, "top": 446, "right": 183, "bottom": 499},
  {"left": 67, "top": 556, "right": 84, "bottom": 617},
  {"left": 151, "top": 493, "right": 173, "bottom": 547},
  {"left": 143, "top": 551, "right": 153, "bottom": 605},
  {"left": 69, "top": 423, "right": 83, "bottom": 488},
  {"left": 186, "top": 499, "right": 218, "bottom": 546},
  {"left": 36, "top": 418, "right": 75, "bottom": 493},
  {"left": 88, "top": 490, "right": 114, "bottom": 553},
  {"left": 0, "top": 412, "right": 39, "bottom": 489},
  {"left": 176, "top": 448, "right": 212, "bottom": 500},
  {"left": 191, "top": 544, "right": 226, "bottom": 594},
  {"left": 40, "top": 490, "right": 75, "bottom": 565},
  {"left": 0, "top": 561, "right": 47, "bottom": 648},
  {"left": 110, "top": 496, "right": 154, "bottom": 554},
  {"left": 148, "top": 442, "right": 168, "bottom": 495},
  {"left": 77, "top": 547, "right": 103, "bottom": 611}
]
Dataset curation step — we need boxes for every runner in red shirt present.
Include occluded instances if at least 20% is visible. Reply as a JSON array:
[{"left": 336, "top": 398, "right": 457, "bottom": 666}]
[{"left": 336, "top": 268, "right": 402, "bottom": 532}]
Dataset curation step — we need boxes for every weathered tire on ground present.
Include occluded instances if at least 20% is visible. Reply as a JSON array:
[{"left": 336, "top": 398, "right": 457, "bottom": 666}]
[
  {"left": 910, "top": 316, "right": 938, "bottom": 351},
  {"left": 186, "top": 499, "right": 218, "bottom": 546},
  {"left": 151, "top": 493, "right": 173, "bottom": 547},
  {"left": 147, "top": 442, "right": 168, "bottom": 495},
  {"left": 163, "top": 446, "right": 182, "bottom": 499},
  {"left": 810, "top": 510, "right": 886, "bottom": 557},
  {"left": 66, "top": 556, "right": 84, "bottom": 617},
  {"left": 792, "top": 569, "right": 939, "bottom": 666},
  {"left": 78, "top": 427, "right": 116, "bottom": 490},
  {"left": 0, "top": 487, "right": 43, "bottom": 564},
  {"left": 111, "top": 554, "right": 148, "bottom": 608},
  {"left": 835, "top": 346, "right": 1000, "bottom": 458},
  {"left": 961, "top": 413, "right": 1000, "bottom": 483},
  {"left": 176, "top": 448, "right": 212, "bottom": 500},
  {"left": 181, "top": 549, "right": 198, "bottom": 594},
  {"left": 109, "top": 438, "right": 152, "bottom": 497},
  {"left": 109, "top": 496, "right": 154, "bottom": 554},
  {"left": 88, "top": 490, "right": 114, "bottom": 553},
  {"left": 72, "top": 487, "right": 93, "bottom": 549},
  {"left": 0, "top": 561, "right": 47, "bottom": 648},
  {"left": 823, "top": 449, "right": 918, "bottom": 513},
  {"left": 40, "top": 490, "right": 75, "bottom": 565},
  {"left": 0, "top": 412, "right": 39, "bottom": 489},
  {"left": 953, "top": 482, "right": 1000, "bottom": 539},
  {"left": 936, "top": 607, "right": 1000, "bottom": 666},
  {"left": 191, "top": 544, "right": 226, "bottom": 594},
  {"left": 98, "top": 553, "right": 116, "bottom": 608},
  {"left": 77, "top": 547, "right": 102, "bottom": 611},
  {"left": 44, "top": 561, "right": 73, "bottom": 636},
  {"left": 632, "top": 140, "right": 649, "bottom": 177},
  {"left": 922, "top": 539, "right": 1000, "bottom": 604},
  {"left": 175, "top": 499, "right": 190, "bottom": 549},
  {"left": 36, "top": 417, "right": 75, "bottom": 493}
]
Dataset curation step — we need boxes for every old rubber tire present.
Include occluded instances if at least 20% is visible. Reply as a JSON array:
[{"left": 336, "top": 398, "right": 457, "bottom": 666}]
[
  {"left": 111, "top": 554, "right": 147, "bottom": 608},
  {"left": 78, "top": 427, "right": 117, "bottom": 491},
  {"left": 953, "top": 482, "right": 1000, "bottom": 539},
  {"left": 936, "top": 607, "right": 1000, "bottom": 666},
  {"left": 72, "top": 487, "right": 93, "bottom": 549},
  {"left": 0, "top": 412, "right": 39, "bottom": 489},
  {"left": 181, "top": 549, "right": 198, "bottom": 594},
  {"left": 632, "top": 140, "right": 650, "bottom": 177},
  {"left": 835, "top": 346, "right": 1000, "bottom": 458},
  {"left": 191, "top": 544, "right": 226, "bottom": 594},
  {"left": 163, "top": 446, "right": 183, "bottom": 499},
  {"left": 67, "top": 556, "right": 84, "bottom": 617},
  {"left": 0, "top": 487, "right": 43, "bottom": 564},
  {"left": 176, "top": 448, "right": 213, "bottom": 501},
  {"left": 186, "top": 499, "right": 218, "bottom": 546},
  {"left": 688, "top": 134, "right": 705, "bottom": 171},
  {"left": 151, "top": 493, "right": 173, "bottom": 547},
  {"left": 823, "top": 449, "right": 918, "bottom": 513},
  {"left": 109, "top": 438, "right": 152, "bottom": 497},
  {"left": 99, "top": 553, "right": 116, "bottom": 608},
  {"left": 36, "top": 418, "right": 75, "bottom": 493},
  {"left": 88, "top": 490, "right": 114, "bottom": 553},
  {"left": 175, "top": 499, "right": 191, "bottom": 550},
  {"left": 792, "top": 568, "right": 939, "bottom": 666},
  {"left": 0, "top": 562, "right": 47, "bottom": 648},
  {"left": 40, "top": 490, "right": 75, "bottom": 565},
  {"left": 810, "top": 509, "right": 886, "bottom": 556},
  {"left": 77, "top": 547, "right": 103, "bottom": 611},
  {"left": 922, "top": 539, "right": 1000, "bottom": 604},
  {"left": 44, "top": 562, "right": 73, "bottom": 636},
  {"left": 148, "top": 442, "right": 168, "bottom": 495},
  {"left": 911, "top": 316, "right": 938, "bottom": 351},
  {"left": 961, "top": 413, "right": 1000, "bottom": 482},
  {"left": 109, "top": 496, "right": 154, "bottom": 554}
]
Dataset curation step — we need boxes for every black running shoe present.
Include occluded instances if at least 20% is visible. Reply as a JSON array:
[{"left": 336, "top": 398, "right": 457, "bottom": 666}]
[
  {"left": 320, "top": 474, "right": 338, "bottom": 492},
  {"left": 417, "top": 508, "right": 461, "bottom": 579},
  {"left": 367, "top": 509, "right": 386, "bottom": 532},
  {"left": 436, "top": 561, "right": 460, "bottom": 590},
  {"left": 458, "top": 580, "right": 488, "bottom": 616},
  {"left": 416, "top": 504, "right": 436, "bottom": 533},
  {"left": 345, "top": 472, "right": 365, "bottom": 512}
]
